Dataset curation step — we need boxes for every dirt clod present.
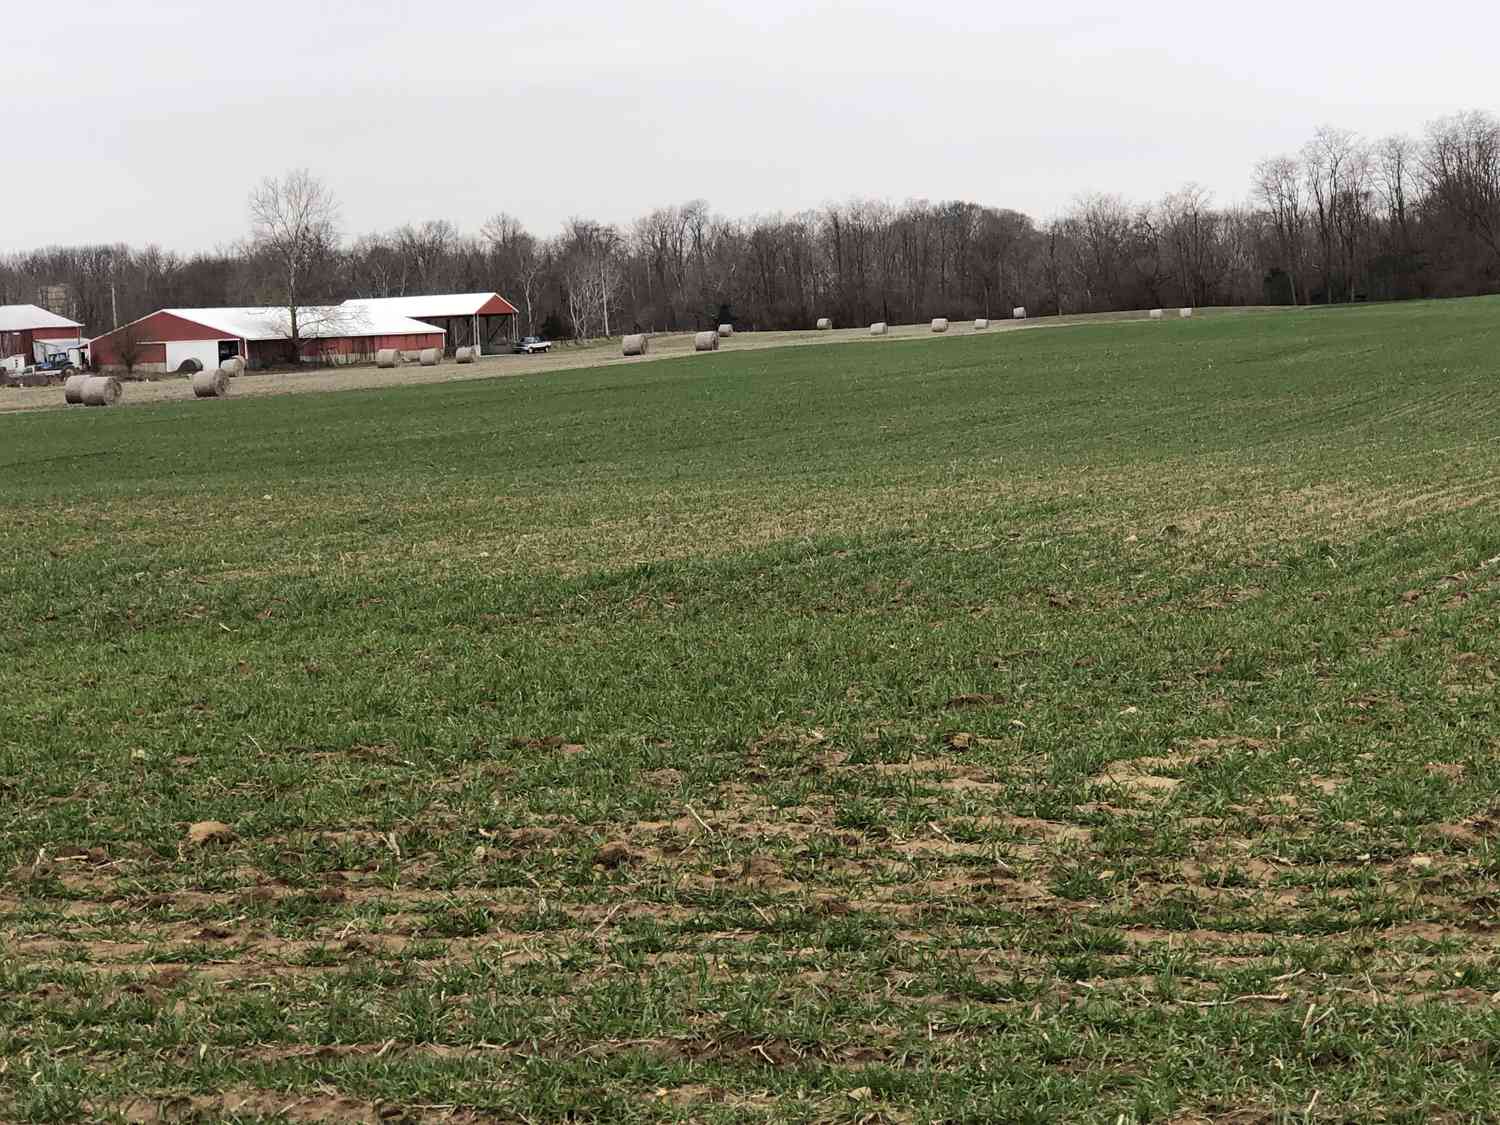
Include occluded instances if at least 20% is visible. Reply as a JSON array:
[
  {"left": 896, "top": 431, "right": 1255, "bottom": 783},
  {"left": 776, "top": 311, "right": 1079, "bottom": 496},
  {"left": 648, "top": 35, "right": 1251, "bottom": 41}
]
[
  {"left": 509, "top": 827, "right": 560, "bottom": 849},
  {"left": 741, "top": 855, "right": 783, "bottom": 880},
  {"left": 595, "top": 842, "right": 637, "bottom": 869},
  {"left": 1426, "top": 762, "right": 1467, "bottom": 781},
  {"left": 945, "top": 693, "right": 1002, "bottom": 710},
  {"left": 184, "top": 820, "right": 236, "bottom": 848}
]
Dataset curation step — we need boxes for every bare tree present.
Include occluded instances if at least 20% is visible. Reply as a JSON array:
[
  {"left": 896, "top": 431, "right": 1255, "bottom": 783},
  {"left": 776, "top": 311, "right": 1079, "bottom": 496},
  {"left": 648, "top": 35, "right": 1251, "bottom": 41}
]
[
  {"left": 1161, "top": 184, "right": 1221, "bottom": 307},
  {"left": 1042, "top": 219, "right": 1068, "bottom": 316},
  {"left": 1218, "top": 206, "right": 1265, "bottom": 305},
  {"left": 973, "top": 208, "right": 1036, "bottom": 320},
  {"left": 1422, "top": 111, "right": 1500, "bottom": 270},
  {"left": 1253, "top": 156, "right": 1309, "bottom": 304},
  {"left": 557, "top": 219, "right": 624, "bottom": 339},
  {"left": 1375, "top": 134, "right": 1420, "bottom": 247},
  {"left": 349, "top": 233, "right": 407, "bottom": 296},
  {"left": 1063, "top": 194, "right": 1133, "bottom": 311},
  {"left": 1302, "top": 127, "right": 1364, "bottom": 302},
  {"left": 113, "top": 318, "right": 147, "bottom": 377},
  {"left": 1334, "top": 146, "right": 1376, "bottom": 301},
  {"left": 481, "top": 213, "right": 545, "bottom": 335},
  {"left": 1128, "top": 205, "right": 1168, "bottom": 306},
  {"left": 247, "top": 170, "right": 341, "bottom": 358},
  {"left": 395, "top": 220, "right": 461, "bottom": 292}
]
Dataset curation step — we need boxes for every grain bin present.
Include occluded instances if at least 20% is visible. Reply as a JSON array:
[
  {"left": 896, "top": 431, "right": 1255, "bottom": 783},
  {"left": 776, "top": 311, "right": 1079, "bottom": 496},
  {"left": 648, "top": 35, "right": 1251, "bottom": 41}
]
[
  {"left": 81, "top": 376, "right": 122, "bottom": 407},
  {"left": 870, "top": 322, "right": 888, "bottom": 336},
  {"left": 622, "top": 334, "right": 649, "bottom": 357},
  {"left": 63, "top": 374, "right": 88, "bottom": 404},
  {"left": 192, "top": 369, "right": 230, "bottom": 398},
  {"left": 931, "top": 318, "right": 949, "bottom": 333},
  {"left": 694, "top": 331, "right": 719, "bottom": 352}
]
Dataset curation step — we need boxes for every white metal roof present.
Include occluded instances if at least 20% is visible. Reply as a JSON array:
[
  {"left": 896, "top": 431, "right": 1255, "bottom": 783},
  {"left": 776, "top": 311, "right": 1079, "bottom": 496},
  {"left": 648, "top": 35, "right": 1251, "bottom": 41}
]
[
  {"left": 343, "top": 293, "right": 512, "bottom": 318},
  {"left": 0, "top": 303, "right": 84, "bottom": 331},
  {"left": 161, "top": 306, "right": 445, "bottom": 341}
]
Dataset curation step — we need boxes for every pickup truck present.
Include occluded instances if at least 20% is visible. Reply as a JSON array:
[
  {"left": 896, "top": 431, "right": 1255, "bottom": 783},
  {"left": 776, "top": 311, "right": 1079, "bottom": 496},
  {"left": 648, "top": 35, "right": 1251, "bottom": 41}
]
[{"left": 512, "top": 336, "right": 552, "bottom": 354}]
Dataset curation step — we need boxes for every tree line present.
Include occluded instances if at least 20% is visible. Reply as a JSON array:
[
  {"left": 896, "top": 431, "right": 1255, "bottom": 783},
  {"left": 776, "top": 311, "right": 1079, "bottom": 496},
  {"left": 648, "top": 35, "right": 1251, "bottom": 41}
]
[{"left": 3, "top": 109, "right": 1498, "bottom": 341}]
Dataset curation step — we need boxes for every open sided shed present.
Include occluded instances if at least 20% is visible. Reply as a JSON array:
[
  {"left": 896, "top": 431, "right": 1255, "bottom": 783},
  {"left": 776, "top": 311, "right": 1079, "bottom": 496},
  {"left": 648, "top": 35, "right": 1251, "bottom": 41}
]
[
  {"left": 0, "top": 304, "right": 85, "bottom": 365},
  {"left": 342, "top": 293, "right": 519, "bottom": 355},
  {"left": 89, "top": 306, "right": 444, "bottom": 374}
]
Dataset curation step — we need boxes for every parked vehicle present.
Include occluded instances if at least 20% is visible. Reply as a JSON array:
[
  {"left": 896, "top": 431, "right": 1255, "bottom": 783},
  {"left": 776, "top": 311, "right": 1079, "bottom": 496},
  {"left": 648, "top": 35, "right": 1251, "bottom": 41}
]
[
  {"left": 44, "top": 355, "right": 81, "bottom": 376},
  {"left": 0, "top": 350, "right": 81, "bottom": 386},
  {"left": 513, "top": 336, "right": 552, "bottom": 354}
]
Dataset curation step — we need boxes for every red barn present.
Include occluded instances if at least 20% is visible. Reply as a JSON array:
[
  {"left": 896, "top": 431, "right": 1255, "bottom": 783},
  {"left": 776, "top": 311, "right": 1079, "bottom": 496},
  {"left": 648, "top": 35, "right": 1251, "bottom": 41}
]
[
  {"left": 342, "top": 293, "right": 519, "bottom": 355},
  {"left": 0, "top": 304, "right": 86, "bottom": 365},
  {"left": 88, "top": 306, "right": 445, "bottom": 374}
]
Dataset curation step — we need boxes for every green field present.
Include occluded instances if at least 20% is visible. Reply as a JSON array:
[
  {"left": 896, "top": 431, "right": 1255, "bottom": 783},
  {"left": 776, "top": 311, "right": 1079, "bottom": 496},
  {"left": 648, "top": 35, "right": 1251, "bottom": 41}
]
[{"left": 3, "top": 298, "right": 1500, "bottom": 1123}]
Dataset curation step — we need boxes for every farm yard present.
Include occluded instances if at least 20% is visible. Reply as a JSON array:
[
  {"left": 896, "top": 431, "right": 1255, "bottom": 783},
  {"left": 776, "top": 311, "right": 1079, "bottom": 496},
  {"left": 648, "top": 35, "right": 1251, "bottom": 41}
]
[
  {"left": 0, "top": 310, "right": 1256, "bottom": 416},
  {"left": 3, "top": 296, "right": 1500, "bottom": 1122}
]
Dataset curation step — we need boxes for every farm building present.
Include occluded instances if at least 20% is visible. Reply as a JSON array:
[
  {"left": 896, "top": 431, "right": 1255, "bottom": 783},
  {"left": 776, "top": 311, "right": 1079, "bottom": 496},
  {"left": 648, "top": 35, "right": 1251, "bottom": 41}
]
[
  {"left": 0, "top": 304, "right": 86, "bottom": 367},
  {"left": 342, "top": 293, "right": 518, "bottom": 355},
  {"left": 88, "top": 306, "right": 445, "bottom": 374}
]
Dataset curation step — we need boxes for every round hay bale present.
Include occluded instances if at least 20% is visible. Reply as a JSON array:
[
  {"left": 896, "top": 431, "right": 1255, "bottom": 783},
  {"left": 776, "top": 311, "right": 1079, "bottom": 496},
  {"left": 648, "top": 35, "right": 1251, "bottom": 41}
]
[
  {"left": 1012, "top": 307, "right": 1027, "bottom": 320},
  {"left": 816, "top": 318, "right": 832, "bottom": 330},
  {"left": 1149, "top": 308, "right": 1165, "bottom": 320},
  {"left": 175, "top": 357, "right": 203, "bottom": 375},
  {"left": 81, "top": 376, "right": 122, "bottom": 407},
  {"left": 870, "top": 322, "right": 888, "bottom": 336},
  {"left": 694, "top": 331, "right": 719, "bottom": 352},
  {"left": 219, "top": 355, "right": 245, "bottom": 377},
  {"left": 622, "top": 334, "right": 649, "bottom": 357},
  {"left": 419, "top": 348, "right": 440, "bottom": 366},
  {"left": 1180, "top": 307, "right": 1195, "bottom": 319},
  {"left": 63, "top": 373, "right": 89, "bottom": 405},
  {"left": 192, "top": 369, "right": 229, "bottom": 398},
  {"left": 931, "top": 318, "right": 949, "bottom": 333},
  {"left": 375, "top": 349, "right": 400, "bottom": 369},
  {"left": 974, "top": 318, "right": 990, "bottom": 330},
  {"left": 717, "top": 324, "right": 733, "bottom": 338},
  {"left": 455, "top": 346, "right": 475, "bottom": 364}
]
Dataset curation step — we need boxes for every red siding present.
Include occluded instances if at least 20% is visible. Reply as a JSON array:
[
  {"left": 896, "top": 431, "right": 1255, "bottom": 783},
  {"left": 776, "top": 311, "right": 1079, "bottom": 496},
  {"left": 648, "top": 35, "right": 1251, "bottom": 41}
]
[
  {"left": 90, "top": 311, "right": 237, "bottom": 367},
  {"left": 300, "top": 332, "right": 444, "bottom": 357},
  {"left": 477, "top": 295, "right": 519, "bottom": 315},
  {"left": 91, "top": 309, "right": 443, "bottom": 370},
  {"left": 2, "top": 325, "right": 84, "bottom": 359},
  {"left": 247, "top": 332, "right": 444, "bottom": 367}
]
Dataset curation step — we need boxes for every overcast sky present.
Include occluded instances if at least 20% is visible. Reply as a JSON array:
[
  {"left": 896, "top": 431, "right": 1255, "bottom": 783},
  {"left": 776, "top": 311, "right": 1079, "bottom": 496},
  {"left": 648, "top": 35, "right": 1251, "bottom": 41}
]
[{"left": 6, "top": 0, "right": 1497, "bottom": 253}]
